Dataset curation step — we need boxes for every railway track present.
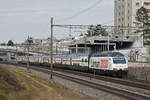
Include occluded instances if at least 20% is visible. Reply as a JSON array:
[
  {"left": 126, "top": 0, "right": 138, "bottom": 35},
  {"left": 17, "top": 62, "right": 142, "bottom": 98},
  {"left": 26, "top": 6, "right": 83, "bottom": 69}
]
[
  {"left": 1, "top": 62, "right": 150, "bottom": 100},
  {"left": 1, "top": 61, "right": 150, "bottom": 90},
  {"left": 54, "top": 68, "right": 150, "bottom": 90},
  {"left": 27, "top": 63, "right": 150, "bottom": 91},
  {"left": 18, "top": 64, "right": 150, "bottom": 100},
  {"left": 54, "top": 72, "right": 150, "bottom": 100}
]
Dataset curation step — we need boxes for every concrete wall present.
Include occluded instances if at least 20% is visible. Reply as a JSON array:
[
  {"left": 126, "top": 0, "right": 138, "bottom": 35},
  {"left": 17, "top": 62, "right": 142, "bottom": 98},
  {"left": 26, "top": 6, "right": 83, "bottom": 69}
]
[{"left": 128, "top": 67, "right": 150, "bottom": 80}]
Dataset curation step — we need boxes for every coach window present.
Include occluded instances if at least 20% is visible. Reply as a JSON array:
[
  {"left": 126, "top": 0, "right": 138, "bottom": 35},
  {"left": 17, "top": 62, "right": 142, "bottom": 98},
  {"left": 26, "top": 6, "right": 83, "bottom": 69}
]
[
  {"left": 82, "top": 58, "right": 84, "bottom": 62},
  {"left": 85, "top": 59, "right": 88, "bottom": 62}
]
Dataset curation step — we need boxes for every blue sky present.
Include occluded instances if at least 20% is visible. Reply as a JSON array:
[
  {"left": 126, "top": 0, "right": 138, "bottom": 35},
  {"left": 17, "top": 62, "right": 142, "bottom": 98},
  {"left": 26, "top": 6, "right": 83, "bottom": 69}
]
[{"left": 0, "top": 0, "right": 114, "bottom": 43}]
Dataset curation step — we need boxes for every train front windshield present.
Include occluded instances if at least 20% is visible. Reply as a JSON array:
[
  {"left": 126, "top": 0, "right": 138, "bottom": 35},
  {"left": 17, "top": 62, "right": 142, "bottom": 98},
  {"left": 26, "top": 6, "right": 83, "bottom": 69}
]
[{"left": 113, "top": 58, "right": 126, "bottom": 64}]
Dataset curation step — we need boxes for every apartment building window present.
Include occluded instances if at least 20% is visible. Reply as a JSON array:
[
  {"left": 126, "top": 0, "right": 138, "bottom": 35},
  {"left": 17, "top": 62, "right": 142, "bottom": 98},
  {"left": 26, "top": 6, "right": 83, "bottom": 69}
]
[
  {"left": 144, "top": 2, "right": 150, "bottom": 6},
  {"left": 136, "top": 2, "right": 140, "bottom": 6},
  {"left": 122, "top": 18, "right": 124, "bottom": 21}
]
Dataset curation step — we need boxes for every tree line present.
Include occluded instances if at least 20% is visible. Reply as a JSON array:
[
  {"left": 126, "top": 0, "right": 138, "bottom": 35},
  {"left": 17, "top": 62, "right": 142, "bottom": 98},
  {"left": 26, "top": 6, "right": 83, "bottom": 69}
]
[
  {"left": 0, "top": 40, "right": 14, "bottom": 46},
  {"left": 136, "top": 6, "right": 150, "bottom": 45}
]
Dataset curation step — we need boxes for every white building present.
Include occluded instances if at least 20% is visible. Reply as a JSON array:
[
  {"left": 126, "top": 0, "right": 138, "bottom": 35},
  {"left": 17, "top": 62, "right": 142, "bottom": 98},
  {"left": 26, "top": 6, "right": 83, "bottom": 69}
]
[
  {"left": 114, "top": 0, "right": 150, "bottom": 35},
  {"left": 114, "top": 0, "right": 150, "bottom": 62}
]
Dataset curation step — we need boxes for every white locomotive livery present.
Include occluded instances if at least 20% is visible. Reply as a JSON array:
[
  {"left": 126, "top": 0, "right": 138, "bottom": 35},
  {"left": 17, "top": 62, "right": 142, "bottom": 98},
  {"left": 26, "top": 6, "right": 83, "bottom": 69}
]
[
  {"left": 89, "top": 52, "right": 128, "bottom": 76},
  {"left": 17, "top": 52, "right": 128, "bottom": 77}
]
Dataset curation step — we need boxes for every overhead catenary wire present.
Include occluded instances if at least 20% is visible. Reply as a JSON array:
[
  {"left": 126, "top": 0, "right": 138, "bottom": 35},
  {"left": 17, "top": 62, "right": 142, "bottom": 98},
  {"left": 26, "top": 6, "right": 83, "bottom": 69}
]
[{"left": 56, "top": 0, "right": 103, "bottom": 22}]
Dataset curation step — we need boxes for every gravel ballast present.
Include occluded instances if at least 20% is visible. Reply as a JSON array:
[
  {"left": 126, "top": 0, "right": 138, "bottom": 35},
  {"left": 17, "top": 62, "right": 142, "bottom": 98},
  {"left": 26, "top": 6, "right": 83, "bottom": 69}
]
[{"left": 10, "top": 65, "right": 128, "bottom": 100}]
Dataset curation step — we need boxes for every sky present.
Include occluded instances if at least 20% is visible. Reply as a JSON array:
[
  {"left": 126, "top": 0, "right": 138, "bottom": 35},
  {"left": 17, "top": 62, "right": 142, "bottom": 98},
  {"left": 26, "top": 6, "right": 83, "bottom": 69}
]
[{"left": 0, "top": 0, "right": 114, "bottom": 43}]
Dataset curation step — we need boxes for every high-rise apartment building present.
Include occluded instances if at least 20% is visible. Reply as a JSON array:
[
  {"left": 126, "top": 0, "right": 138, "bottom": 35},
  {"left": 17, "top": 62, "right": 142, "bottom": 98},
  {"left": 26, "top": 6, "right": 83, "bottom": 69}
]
[{"left": 114, "top": 0, "right": 150, "bottom": 35}]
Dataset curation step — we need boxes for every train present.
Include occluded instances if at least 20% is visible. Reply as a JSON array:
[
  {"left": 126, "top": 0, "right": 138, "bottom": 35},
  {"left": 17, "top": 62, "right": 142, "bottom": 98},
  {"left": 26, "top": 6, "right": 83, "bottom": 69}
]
[{"left": 17, "top": 51, "right": 128, "bottom": 77}]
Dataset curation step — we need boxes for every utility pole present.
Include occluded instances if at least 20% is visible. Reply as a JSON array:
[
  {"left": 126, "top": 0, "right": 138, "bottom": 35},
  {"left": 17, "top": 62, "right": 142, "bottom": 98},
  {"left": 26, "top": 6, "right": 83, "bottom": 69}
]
[
  {"left": 15, "top": 44, "right": 18, "bottom": 65},
  {"left": 69, "top": 25, "right": 72, "bottom": 37},
  {"left": 50, "top": 17, "right": 54, "bottom": 79},
  {"left": 27, "top": 36, "right": 30, "bottom": 72},
  {"left": 56, "top": 43, "right": 58, "bottom": 54},
  {"left": 107, "top": 32, "right": 110, "bottom": 51}
]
